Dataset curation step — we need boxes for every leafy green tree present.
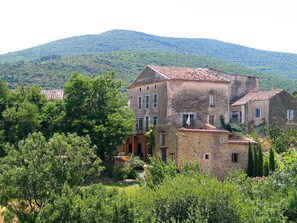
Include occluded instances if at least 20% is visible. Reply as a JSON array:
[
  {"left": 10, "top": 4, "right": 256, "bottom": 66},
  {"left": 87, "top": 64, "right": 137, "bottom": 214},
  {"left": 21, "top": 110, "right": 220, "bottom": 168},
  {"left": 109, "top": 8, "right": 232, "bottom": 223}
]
[
  {"left": 40, "top": 99, "right": 66, "bottom": 138},
  {"left": 1, "top": 85, "right": 47, "bottom": 145},
  {"left": 269, "top": 148, "right": 276, "bottom": 172},
  {"left": 0, "top": 132, "right": 103, "bottom": 222},
  {"left": 64, "top": 72, "right": 134, "bottom": 158},
  {"left": 3, "top": 101, "right": 41, "bottom": 144},
  {"left": 247, "top": 142, "right": 254, "bottom": 177}
]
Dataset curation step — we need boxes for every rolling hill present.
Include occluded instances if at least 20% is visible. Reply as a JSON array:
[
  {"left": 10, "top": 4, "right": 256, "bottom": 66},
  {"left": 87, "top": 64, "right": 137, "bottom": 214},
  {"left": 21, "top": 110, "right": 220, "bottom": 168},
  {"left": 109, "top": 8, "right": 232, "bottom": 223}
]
[
  {"left": 1, "top": 29, "right": 297, "bottom": 81},
  {"left": 0, "top": 50, "right": 296, "bottom": 92}
]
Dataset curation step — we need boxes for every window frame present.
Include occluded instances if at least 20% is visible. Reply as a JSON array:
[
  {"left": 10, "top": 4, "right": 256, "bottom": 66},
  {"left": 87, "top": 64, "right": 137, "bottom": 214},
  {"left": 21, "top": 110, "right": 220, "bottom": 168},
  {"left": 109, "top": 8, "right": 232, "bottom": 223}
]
[
  {"left": 136, "top": 117, "right": 143, "bottom": 131},
  {"left": 208, "top": 115, "right": 215, "bottom": 126},
  {"left": 287, "top": 109, "right": 294, "bottom": 120},
  {"left": 145, "top": 95, "right": 150, "bottom": 109},
  {"left": 160, "top": 131, "right": 166, "bottom": 147},
  {"left": 153, "top": 93, "right": 158, "bottom": 108},
  {"left": 255, "top": 108, "right": 261, "bottom": 118},
  {"left": 153, "top": 115, "right": 158, "bottom": 126},
  {"left": 231, "top": 153, "right": 239, "bottom": 163},
  {"left": 145, "top": 116, "right": 150, "bottom": 131},
  {"left": 181, "top": 112, "right": 195, "bottom": 127},
  {"left": 138, "top": 96, "right": 142, "bottom": 110},
  {"left": 209, "top": 94, "right": 215, "bottom": 106}
]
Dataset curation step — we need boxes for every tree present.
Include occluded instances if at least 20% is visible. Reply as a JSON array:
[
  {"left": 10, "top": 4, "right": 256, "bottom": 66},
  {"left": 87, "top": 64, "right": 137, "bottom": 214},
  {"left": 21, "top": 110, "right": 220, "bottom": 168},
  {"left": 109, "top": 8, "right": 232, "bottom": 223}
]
[
  {"left": 64, "top": 72, "right": 134, "bottom": 158},
  {"left": 253, "top": 147, "right": 258, "bottom": 177},
  {"left": 258, "top": 142, "right": 264, "bottom": 176},
  {"left": 40, "top": 99, "right": 66, "bottom": 138},
  {"left": 0, "top": 132, "right": 103, "bottom": 222},
  {"left": 247, "top": 142, "right": 254, "bottom": 177},
  {"left": 1, "top": 85, "right": 47, "bottom": 145},
  {"left": 269, "top": 148, "right": 276, "bottom": 172},
  {"left": 263, "top": 159, "right": 269, "bottom": 176}
]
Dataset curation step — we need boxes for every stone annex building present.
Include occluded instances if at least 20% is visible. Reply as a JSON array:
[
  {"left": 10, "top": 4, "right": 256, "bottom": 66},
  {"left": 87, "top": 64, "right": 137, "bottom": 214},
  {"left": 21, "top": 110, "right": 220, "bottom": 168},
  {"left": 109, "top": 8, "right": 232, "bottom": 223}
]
[{"left": 120, "top": 65, "right": 297, "bottom": 179}]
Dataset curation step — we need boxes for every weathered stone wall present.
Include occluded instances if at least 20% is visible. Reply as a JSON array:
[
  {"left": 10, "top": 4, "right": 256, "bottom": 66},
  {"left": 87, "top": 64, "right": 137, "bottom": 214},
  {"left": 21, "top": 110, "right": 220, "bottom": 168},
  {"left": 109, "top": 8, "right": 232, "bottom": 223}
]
[
  {"left": 269, "top": 91, "right": 297, "bottom": 128},
  {"left": 214, "top": 69, "right": 259, "bottom": 104},
  {"left": 129, "top": 81, "right": 168, "bottom": 133},
  {"left": 167, "top": 81, "right": 229, "bottom": 128},
  {"left": 176, "top": 129, "right": 249, "bottom": 180},
  {"left": 152, "top": 125, "right": 179, "bottom": 160}
]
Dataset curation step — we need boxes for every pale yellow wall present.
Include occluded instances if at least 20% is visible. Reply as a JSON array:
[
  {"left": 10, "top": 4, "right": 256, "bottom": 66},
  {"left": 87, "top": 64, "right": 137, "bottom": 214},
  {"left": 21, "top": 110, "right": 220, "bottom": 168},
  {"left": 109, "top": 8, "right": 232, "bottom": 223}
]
[{"left": 246, "top": 100, "right": 269, "bottom": 128}]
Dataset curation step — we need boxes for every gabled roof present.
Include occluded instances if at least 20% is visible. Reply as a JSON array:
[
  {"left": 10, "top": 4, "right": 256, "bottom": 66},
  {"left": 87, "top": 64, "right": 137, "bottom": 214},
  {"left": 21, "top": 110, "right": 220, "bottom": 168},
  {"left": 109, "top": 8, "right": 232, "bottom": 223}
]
[
  {"left": 41, "top": 89, "right": 65, "bottom": 101},
  {"left": 129, "top": 65, "right": 230, "bottom": 88},
  {"left": 231, "top": 89, "right": 283, "bottom": 106}
]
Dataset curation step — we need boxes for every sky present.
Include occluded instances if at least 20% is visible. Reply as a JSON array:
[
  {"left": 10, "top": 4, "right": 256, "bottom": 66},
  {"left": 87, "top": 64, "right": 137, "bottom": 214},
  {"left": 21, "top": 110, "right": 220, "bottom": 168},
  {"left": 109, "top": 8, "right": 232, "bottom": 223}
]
[{"left": 1, "top": 0, "right": 297, "bottom": 55}]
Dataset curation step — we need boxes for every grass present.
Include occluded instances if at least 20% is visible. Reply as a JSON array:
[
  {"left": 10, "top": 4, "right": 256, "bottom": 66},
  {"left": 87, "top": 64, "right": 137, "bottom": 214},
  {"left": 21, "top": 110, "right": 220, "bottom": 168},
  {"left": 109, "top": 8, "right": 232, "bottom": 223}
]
[{"left": 102, "top": 182, "right": 140, "bottom": 195}]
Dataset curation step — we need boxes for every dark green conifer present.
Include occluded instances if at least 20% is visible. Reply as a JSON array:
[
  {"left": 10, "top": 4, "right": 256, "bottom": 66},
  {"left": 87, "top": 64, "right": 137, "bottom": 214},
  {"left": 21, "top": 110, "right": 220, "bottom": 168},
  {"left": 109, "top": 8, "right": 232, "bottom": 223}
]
[
  {"left": 253, "top": 147, "right": 258, "bottom": 177},
  {"left": 258, "top": 142, "right": 264, "bottom": 176},
  {"left": 264, "top": 159, "right": 269, "bottom": 176},
  {"left": 247, "top": 142, "right": 254, "bottom": 177},
  {"left": 269, "top": 148, "right": 276, "bottom": 172}
]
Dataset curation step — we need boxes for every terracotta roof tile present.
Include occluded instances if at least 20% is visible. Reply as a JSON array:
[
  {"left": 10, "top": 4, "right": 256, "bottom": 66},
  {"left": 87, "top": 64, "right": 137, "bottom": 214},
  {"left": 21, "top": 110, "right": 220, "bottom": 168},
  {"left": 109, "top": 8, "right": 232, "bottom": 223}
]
[
  {"left": 231, "top": 89, "right": 283, "bottom": 106},
  {"left": 41, "top": 89, "right": 65, "bottom": 101},
  {"left": 148, "top": 65, "right": 230, "bottom": 83}
]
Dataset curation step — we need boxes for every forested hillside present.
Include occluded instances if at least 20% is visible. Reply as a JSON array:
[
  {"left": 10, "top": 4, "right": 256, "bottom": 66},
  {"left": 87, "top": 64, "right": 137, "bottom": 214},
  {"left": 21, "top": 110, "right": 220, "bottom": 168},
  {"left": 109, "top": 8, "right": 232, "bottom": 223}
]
[
  {"left": 1, "top": 50, "right": 296, "bottom": 92},
  {"left": 1, "top": 29, "right": 297, "bottom": 81}
]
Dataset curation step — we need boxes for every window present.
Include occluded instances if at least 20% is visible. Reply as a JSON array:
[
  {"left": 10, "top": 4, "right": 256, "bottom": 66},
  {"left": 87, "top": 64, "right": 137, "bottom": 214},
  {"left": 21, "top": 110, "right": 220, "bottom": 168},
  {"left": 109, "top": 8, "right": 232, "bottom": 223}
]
[
  {"left": 139, "top": 87, "right": 141, "bottom": 92},
  {"left": 209, "top": 94, "right": 215, "bottom": 106},
  {"left": 153, "top": 116, "right": 158, "bottom": 125},
  {"left": 145, "top": 116, "right": 150, "bottom": 131},
  {"left": 231, "top": 111, "right": 242, "bottom": 123},
  {"left": 145, "top": 95, "right": 149, "bottom": 109},
  {"left": 287, "top": 109, "right": 294, "bottom": 120},
  {"left": 153, "top": 93, "right": 158, "bottom": 108},
  {"left": 160, "top": 132, "right": 166, "bottom": 146},
  {"left": 136, "top": 117, "right": 143, "bottom": 131},
  {"left": 231, "top": 153, "right": 238, "bottom": 163},
  {"left": 147, "top": 86, "right": 149, "bottom": 90},
  {"left": 138, "top": 96, "right": 142, "bottom": 110},
  {"left": 208, "top": 115, "right": 215, "bottom": 126},
  {"left": 182, "top": 113, "right": 195, "bottom": 127},
  {"left": 204, "top": 153, "right": 210, "bottom": 160},
  {"left": 255, "top": 108, "right": 261, "bottom": 118},
  {"left": 161, "top": 148, "right": 167, "bottom": 162}
]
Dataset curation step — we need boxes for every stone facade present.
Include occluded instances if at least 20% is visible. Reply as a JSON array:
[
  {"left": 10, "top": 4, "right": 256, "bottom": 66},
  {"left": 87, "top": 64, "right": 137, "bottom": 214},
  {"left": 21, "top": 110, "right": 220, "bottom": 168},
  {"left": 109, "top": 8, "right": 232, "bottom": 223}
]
[
  {"left": 121, "top": 65, "right": 256, "bottom": 179},
  {"left": 230, "top": 89, "right": 297, "bottom": 130},
  {"left": 212, "top": 68, "right": 259, "bottom": 104}
]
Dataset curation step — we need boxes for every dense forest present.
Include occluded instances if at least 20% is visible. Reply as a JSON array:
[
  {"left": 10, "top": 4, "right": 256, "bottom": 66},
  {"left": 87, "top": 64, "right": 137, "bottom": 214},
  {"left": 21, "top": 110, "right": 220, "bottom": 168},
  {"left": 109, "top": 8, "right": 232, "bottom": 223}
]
[{"left": 1, "top": 50, "right": 297, "bottom": 92}]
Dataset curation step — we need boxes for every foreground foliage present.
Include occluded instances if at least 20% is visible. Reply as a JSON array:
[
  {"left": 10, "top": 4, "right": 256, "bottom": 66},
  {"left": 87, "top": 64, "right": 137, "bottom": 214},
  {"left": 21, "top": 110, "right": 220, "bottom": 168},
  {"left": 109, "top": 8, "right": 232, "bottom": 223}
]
[{"left": 0, "top": 132, "right": 103, "bottom": 222}]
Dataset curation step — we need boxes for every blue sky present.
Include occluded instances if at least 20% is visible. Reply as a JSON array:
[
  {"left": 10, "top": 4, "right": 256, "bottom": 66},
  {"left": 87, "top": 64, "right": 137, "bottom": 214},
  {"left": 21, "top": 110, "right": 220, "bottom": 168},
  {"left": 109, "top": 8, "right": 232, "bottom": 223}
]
[{"left": 1, "top": 0, "right": 297, "bottom": 55}]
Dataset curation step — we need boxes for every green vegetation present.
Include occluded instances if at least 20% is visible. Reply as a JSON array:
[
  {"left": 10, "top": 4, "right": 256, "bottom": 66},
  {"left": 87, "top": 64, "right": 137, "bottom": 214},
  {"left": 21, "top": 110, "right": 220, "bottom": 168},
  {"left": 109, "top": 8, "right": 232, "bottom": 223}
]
[
  {"left": 1, "top": 29, "right": 297, "bottom": 82},
  {"left": 0, "top": 132, "right": 103, "bottom": 222},
  {"left": 0, "top": 29, "right": 297, "bottom": 93}
]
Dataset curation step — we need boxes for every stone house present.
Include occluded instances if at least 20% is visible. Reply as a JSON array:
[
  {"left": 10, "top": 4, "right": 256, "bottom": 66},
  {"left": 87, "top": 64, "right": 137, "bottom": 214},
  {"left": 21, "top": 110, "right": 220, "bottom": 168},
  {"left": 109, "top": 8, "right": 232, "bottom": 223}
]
[
  {"left": 122, "top": 65, "right": 255, "bottom": 179},
  {"left": 230, "top": 89, "right": 297, "bottom": 130},
  {"left": 211, "top": 68, "right": 259, "bottom": 104}
]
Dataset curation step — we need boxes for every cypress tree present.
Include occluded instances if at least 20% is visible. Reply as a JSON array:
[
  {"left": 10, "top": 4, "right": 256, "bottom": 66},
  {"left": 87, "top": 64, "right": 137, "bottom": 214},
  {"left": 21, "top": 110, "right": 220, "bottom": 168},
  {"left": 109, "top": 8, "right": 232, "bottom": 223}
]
[
  {"left": 253, "top": 147, "right": 258, "bottom": 177},
  {"left": 258, "top": 142, "right": 264, "bottom": 176},
  {"left": 264, "top": 159, "right": 269, "bottom": 176},
  {"left": 247, "top": 142, "right": 254, "bottom": 177},
  {"left": 269, "top": 148, "right": 276, "bottom": 172}
]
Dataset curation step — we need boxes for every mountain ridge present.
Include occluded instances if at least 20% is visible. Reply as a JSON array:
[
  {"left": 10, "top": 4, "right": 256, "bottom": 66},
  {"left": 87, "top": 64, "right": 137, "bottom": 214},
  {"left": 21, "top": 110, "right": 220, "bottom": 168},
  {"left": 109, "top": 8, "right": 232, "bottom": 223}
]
[{"left": 1, "top": 29, "right": 297, "bottom": 81}]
